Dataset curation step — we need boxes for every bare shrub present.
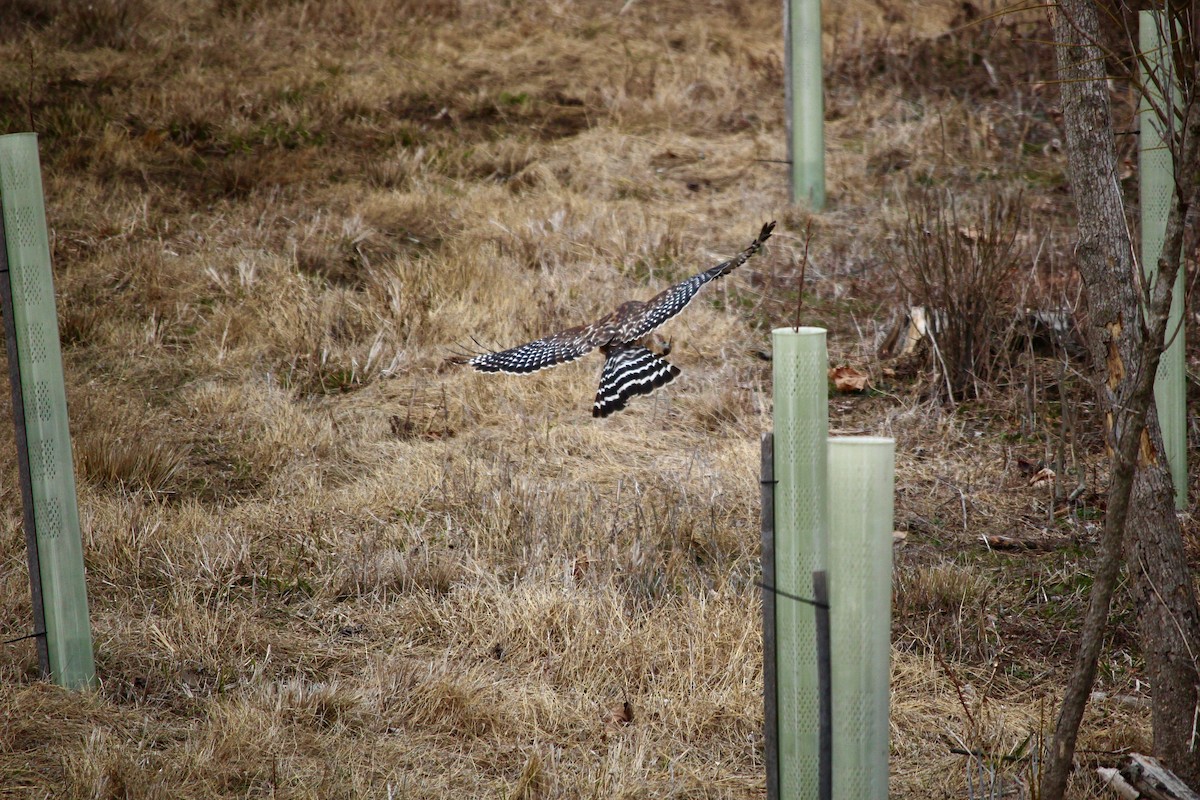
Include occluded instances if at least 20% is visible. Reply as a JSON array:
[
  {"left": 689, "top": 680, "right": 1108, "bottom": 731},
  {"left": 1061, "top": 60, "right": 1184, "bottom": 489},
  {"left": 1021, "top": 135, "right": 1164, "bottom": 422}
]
[{"left": 893, "top": 188, "right": 1025, "bottom": 401}]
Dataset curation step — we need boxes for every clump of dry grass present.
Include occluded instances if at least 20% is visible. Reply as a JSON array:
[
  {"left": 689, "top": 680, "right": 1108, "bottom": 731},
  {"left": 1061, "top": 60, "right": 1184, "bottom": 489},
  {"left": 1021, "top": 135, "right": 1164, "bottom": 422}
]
[{"left": 0, "top": 0, "right": 1153, "bottom": 797}]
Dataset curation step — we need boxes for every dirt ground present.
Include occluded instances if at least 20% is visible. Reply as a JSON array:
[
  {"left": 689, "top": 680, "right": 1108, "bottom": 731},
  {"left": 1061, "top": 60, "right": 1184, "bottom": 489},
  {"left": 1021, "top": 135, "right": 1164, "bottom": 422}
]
[{"left": 0, "top": 0, "right": 1194, "bottom": 797}]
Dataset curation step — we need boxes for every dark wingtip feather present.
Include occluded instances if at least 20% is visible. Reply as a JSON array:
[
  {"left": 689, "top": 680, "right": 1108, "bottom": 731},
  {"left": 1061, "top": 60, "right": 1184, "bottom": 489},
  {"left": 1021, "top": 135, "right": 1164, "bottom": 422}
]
[
  {"left": 445, "top": 345, "right": 476, "bottom": 366},
  {"left": 446, "top": 336, "right": 504, "bottom": 369}
]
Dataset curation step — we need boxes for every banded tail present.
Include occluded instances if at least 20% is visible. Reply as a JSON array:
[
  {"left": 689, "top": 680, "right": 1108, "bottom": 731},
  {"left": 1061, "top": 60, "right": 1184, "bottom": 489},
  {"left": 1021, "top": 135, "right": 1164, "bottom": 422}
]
[{"left": 593, "top": 346, "right": 680, "bottom": 418}]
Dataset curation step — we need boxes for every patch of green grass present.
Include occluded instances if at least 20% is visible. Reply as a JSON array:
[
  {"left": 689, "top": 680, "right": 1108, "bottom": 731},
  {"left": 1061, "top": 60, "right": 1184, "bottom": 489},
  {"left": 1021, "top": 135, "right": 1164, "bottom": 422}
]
[
  {"left": 1021, "top": 167, "right": 1067, "bottom": 188},
  {"left": 237, "top": 121, "right": 327, "bottom": 150},
  {"left": 497, "top": 90, "right": 530, "bottom": 106}
]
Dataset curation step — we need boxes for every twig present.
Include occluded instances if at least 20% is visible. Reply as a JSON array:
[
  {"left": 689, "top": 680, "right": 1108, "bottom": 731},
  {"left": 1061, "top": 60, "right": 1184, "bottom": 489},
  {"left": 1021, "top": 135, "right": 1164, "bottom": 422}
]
[
  {"left": 925, "top": 325, "right": 957, "bottom": 405},
  {"left": 792, "top": 217, "right": 814, "bottom": 332},
  {"left": 934, "top": 647, "right": 978, "bottom": 734}
]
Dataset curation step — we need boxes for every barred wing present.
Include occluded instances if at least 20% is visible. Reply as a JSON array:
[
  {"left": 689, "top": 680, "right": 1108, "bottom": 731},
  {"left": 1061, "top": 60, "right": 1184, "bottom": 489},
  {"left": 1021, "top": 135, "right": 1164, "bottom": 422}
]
[
  {"left": 467, "top": 325, "right": 598, "bottom": 375},
  {"left": 618, "top": 221, "right": 775, "bottom": 343}
]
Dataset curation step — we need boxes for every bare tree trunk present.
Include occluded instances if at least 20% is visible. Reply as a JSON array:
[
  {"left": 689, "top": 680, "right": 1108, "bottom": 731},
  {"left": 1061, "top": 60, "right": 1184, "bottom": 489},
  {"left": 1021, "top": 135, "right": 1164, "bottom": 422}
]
[
  {"left": 1128, "top": 460, "right": 1200, "bottom": 784},
  {"left": 1043, "top": 1, "right": 1200, "bottom": 797}
]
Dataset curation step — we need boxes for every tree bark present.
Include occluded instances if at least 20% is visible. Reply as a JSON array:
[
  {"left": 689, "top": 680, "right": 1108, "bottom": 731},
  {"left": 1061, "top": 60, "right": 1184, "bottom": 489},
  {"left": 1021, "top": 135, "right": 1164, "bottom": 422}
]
[
  {"left": 1043, "top": 2, "right": 1200, "bottom": 797},
  {"left": 1127, "top": 7, "right": 1200, "bottom": 779}
]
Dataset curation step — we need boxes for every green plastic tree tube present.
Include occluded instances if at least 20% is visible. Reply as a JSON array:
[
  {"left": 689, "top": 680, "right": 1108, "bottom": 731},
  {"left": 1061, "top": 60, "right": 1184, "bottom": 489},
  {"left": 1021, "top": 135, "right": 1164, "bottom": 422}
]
[
  {"left": 771, "top": 326, "right": 828, "bottom": 800},
  {"left": 1139, "top": 10, "right": 1186, "bottom": 508},
  {"left": 785, "top": 0, "right": 825, "bottom": 209},
  {"left": 827, "top": 437, "right": 894, "bottom": 800},
  {"left": 0, "top": 133, "right": 96, "bottom": 689}
]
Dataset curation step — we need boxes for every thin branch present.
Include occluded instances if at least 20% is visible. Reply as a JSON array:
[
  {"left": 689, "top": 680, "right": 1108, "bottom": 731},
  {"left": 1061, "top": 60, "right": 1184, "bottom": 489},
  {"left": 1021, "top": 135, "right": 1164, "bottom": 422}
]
[{"left": 791, "top": 217, "right": 813, "bottom": 332}]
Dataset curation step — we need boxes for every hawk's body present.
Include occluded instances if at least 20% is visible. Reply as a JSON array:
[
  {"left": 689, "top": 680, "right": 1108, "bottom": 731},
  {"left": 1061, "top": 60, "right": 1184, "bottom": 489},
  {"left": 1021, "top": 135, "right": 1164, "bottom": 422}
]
[{"left": 464, "top": 221, "right": 775, "bottom": 416}]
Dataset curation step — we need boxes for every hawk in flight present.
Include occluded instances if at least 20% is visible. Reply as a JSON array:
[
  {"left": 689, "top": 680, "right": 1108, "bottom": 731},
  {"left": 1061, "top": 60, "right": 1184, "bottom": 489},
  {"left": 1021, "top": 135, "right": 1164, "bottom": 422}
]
[{"left": 460, "top": 221, "right": 775, "bottom": 417}]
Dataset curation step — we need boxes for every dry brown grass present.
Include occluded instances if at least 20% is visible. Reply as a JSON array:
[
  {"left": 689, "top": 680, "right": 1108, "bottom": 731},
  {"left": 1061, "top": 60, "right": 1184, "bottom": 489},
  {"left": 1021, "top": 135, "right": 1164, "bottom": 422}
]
[{"left": 0, "top": 0, "right": 1168, "bottom": 797}]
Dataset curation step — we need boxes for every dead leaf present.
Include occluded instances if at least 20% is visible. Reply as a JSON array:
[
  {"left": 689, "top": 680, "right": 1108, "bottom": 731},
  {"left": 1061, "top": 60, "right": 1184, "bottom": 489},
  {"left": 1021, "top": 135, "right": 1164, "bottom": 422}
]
[
  {"left": 892, "top": 530, "right": 908, "bottom": 543},
  {"left": 604, "top": 701, "right": 633, "bottom": 726},
  {"left": 828, "top": 365, "right": 869, "bottom": 393},
  {"left": 572, "top": 555, "right": 590, "bottom": 582},
  {"left": 1029, "top": 467, "right": 1055, "bottom": 486}
]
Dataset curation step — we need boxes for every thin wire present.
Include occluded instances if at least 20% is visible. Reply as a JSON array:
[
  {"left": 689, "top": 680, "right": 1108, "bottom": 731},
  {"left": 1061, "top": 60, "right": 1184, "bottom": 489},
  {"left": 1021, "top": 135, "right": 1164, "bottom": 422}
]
[
  {"left": 3, "top": 630, "right": 45, "bottom": 645},
  {"left": 756, "top": 581, "right": 829, "bottom": 610}
]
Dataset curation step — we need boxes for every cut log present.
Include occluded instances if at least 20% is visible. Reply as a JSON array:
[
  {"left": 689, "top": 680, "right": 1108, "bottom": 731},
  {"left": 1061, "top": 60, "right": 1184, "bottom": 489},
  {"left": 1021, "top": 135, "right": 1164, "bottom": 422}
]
[
  {"left": 1099, "top": 768, "right": 1141, "bottom": 800},
  {"left": 1098, "top": 754, "right": 1200, "bottom": 800},
  {"left": 878, "top": 305, "right": 1084, "bottom": 360},
  {"left": 982, "top": 534, "right": 1060, "bottom": 552}
]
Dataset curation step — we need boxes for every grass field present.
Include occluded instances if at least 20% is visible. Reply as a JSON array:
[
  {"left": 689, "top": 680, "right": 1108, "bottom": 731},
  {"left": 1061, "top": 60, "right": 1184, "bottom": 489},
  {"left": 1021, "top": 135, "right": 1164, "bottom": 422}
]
[{"left": 0, "top": 0, "right": 1186, "bottom": 797}]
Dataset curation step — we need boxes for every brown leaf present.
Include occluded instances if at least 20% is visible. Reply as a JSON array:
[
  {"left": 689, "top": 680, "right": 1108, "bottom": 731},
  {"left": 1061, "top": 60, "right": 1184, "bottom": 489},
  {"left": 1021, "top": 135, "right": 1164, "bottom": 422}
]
[
  {"left": 604, "top": 700, "right": 634, "bottom": 726},
  {"left": 1029, "top": 467, "right": 1056, "bottom": 486},
  {"left": 828, "top": 365, "right": 869, "bottom": 393},
  {"left": 572, "top": 555, "right": 591, "bottom": 582}
]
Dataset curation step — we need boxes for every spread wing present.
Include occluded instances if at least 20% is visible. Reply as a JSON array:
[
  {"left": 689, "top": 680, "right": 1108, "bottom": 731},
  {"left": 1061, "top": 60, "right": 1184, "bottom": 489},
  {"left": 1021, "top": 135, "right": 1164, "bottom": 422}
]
[
  {"left": 617, "top": 220, "right": 775, "bottom": 343},
  {"left": 464, "top": 324, "right": 601, "bottom": 375}
]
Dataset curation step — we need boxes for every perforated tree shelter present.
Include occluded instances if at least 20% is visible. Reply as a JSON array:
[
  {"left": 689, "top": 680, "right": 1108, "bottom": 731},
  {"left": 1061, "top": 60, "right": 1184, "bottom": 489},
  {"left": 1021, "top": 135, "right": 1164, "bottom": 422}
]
[{"left": 0, "top": 132, "right": 95, "bottom": 689}]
